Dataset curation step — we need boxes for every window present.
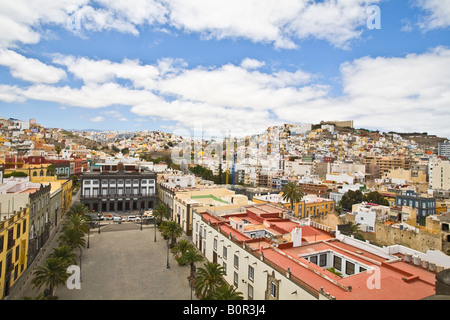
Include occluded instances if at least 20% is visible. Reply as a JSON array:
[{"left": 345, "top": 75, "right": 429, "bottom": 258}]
[
  {"left": 223, "top": 262, "right": 227, "bottom": 275},
  {"left": 223, "top": 246, "right": 227, "bottom": 260},
  {"left": 319, "top": 254, "right": 327, "bottom": 267},
  {"left": 310, "top": 255, "right": 318, "bottom": 265},
  {"left": 270, "top": 282, "right": 277, "bottom": 298},
  {"left": 0, "top": 235, "right": 4, "bottom": 253},
  {"left": 213, "top": 238, "right": 217, "bottom": 251},
  {"left": 345, "top": 261, "right": 355, "bottom": 275},
  {"left": 234, "top": 254, "right": 239, "bottom": 269},
  {"left": 333, "top": 256, "right": 342, "bottom": 271},
  {"left": 248, "top": 284, "right": 254, "bottom": 300},
  {"left": 248, "top": 265, "right": 254, "bottom": 282},
  {"left": 234, "top": 272, "right": 239, "bottom": 288}
]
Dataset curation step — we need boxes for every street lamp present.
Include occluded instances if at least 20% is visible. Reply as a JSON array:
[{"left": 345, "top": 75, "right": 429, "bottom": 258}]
[
  {"left": 154, "top": 216, "right": 156, "bottom": 242},
  {"left": 98, "top": 213, "right": 101, "bottom": 234},
  {"left": 140, "top": 208, "right": 143, "bottom": 231},
  {"left": 87, "top": 223, "right": 90, "bottom": 249},
  {"left": 80, "top": 251, "right": 82, "bottom": 283},
  {"left": 189, "top": 277, "right": 195, "bottom": 300},
  {"left": 166, "top": 240, "right": 170, "bottom": 269}
]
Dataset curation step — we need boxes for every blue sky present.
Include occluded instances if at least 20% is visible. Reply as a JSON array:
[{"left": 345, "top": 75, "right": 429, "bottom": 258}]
[{"left": 0, "top": 0, "right": 449, "bottom": 138}]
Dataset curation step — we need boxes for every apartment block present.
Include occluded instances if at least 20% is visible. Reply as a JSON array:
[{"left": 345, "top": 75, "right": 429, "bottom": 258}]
[
  {"left": 395, "top": 191, "right": 436, "bottom": 226},
  {"left": 192, "top": 203, "right": 440, "bottom": 300},
  {"left": 429, "top": 159, "right": 450, "bottom": 191},
  {"left": 364, "top": 156, "right": 410, "bottom": 176}
]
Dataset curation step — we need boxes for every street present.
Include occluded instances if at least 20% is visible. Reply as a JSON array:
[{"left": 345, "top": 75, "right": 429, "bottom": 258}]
[{"left": 8, "top": 220, "right": 197, "bottom": 300}]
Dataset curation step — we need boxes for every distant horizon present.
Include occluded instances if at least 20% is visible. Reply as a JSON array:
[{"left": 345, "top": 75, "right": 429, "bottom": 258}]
[{"left": 4, "top": 114, "right": 450, "bottom": 141}]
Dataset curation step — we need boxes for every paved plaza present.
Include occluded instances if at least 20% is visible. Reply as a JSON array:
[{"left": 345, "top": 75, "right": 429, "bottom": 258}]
[{"left": 7, "top": 221, "right": 198, "bottom": 300}]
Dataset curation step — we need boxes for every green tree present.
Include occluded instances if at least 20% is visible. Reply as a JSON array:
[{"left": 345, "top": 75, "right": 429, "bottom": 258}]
[
  {"left": 67, "top": 203, "right": 89, "bottom": 217},
  {"left": 55, "top": 146, "right": 62, "bottom": 159},
  {"left": 161, "top": 220, "right": 183, "bottom": 247},
  {"left": 58, "top": 228, "right": 86, "bottom": 252},
  {"left": 49, "top": 245, "right": 77, "bottom": 269},
  {"left": 211, "top": 283, "right": 244, "bottom": 300},
  {"left": 282, "top": 181, "right": 303, "bottom": 213},
  {"left": 362, "top": 191, "right": 389, "bottom": 206},
  {"left": 31, "top": 257, "right": 69, "bottom": 300},
  {"left": 193, "top": 262, "right": 226, "bottom": 300},
  {"left": 172, "top": 239, "right": 192, "bottom": 257},
  {"left": 47, "top": 164, "right": 56, "bottom": 176},
  {"left": 179, "top": 247, "right": 204, "bottom": 279},
  {"left": 339, "top": 190, "right": 363, "bottom": 211},
  {"left": 62, "top": 213, "right": 90, "bottom": 235},
  {"left": 153, "top": 203, "right": 171, "bottom": 225}
]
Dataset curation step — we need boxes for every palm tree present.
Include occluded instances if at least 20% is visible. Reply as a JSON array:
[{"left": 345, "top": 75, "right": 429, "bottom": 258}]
[
  {"left": 193, "top": 262, "right": 226, "bottom": 300},
  {"left": 160, "top": 220, "right": 183, "bottom": 247},
  {"left": 172, "top": 239, "right": 193, "bottom": 262},
  {"left": 31, "top": 257, "right": 69, "bottom": 300},
  {"left": 179, "top": 247, "right": 204, "bottom": 279},
  {"left": 348, "top": 221, "right": 364, "bottom": 240},
  {"left": 63, "top": 213, "right": 90, "bottom": 235},
  {"left": 211, "top": 283, "right": 244, "bottom": 300},
  {"left": 282, "top": 181, "right": 303, "bottom": 214},
  {"left": 68, "top": 203, "right": 89, "bottom": 217},
  {"left": 153, "top": 203, "right": 171, "bottom": 225},
  {"left": 49, "top": 245, "right": 77, "bottom": 268},
  {"left": 58, "top": 228, "right": 86, "bottom": 252}
]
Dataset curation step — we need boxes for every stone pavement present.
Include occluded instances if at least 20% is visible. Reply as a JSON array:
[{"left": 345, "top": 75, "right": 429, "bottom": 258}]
[{"left": 7, "top": 221, "right": 198, "bottom": 300}]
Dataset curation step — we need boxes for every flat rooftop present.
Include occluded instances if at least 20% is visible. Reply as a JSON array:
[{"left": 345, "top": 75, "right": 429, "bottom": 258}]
[{"left": 197, "top": 204, "right": 438, "bottom": 300}]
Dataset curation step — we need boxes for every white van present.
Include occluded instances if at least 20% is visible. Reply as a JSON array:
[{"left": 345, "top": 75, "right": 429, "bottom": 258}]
[
  {"left": 113, "top": 216, "right": 122, "bottom": 222},
  {"left": 127, "top": 215, "right": 137, "bottom": 221}
]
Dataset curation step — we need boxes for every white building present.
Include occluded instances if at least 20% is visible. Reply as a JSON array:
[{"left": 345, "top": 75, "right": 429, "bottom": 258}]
[{"left": 429, "top": 159, "right": 450, "bottom": 191}]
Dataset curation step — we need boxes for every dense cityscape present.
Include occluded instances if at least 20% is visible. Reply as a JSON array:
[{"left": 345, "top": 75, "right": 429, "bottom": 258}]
[
  {"left": 1, "top": 116, "right": 449, "bottom": 302},
  {"left": 1, "top": 0, "right": 450, "bottom": 308}
]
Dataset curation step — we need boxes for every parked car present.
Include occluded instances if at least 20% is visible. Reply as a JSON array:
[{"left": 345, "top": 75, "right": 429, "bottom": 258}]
[
  {"left": 127, "top": 215, "right": 137, "bottom": 221},
  {"left": 113, "top": 216, "right": 122, "bottom": 222}
]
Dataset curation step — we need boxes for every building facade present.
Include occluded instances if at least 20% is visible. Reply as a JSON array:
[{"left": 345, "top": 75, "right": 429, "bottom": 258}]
[
  {"left": 80, "top": 166, "right": 157, "bottom": 213},
  {"left": 0, "top": 207, "right": 30, "bottom": 299},
  {"left": 395, "top": 191, "right": 436, "bottom": 226}
]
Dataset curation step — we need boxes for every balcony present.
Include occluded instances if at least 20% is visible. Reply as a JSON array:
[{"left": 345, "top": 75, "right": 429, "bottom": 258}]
[{"left": 81, "top": 192, "right": 156, "bottom": 200}]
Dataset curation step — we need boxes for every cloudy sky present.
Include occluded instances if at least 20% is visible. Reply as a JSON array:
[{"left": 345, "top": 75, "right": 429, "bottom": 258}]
[{"left": 0, "top": 0, "right": 449, "bottom": 138}]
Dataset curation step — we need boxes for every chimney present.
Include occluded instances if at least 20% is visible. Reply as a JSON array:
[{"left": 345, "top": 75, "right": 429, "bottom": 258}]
[{"left": 291, "top": 227, "right": 302, "bottom": 248}]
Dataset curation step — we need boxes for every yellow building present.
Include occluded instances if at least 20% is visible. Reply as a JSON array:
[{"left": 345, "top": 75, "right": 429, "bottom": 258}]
[
  {"left": 0, "top": 207, "right": 30, "bottom": 299},
  {"left": 60, "top": 179, "right": 73, "bottom": 216},
  {"left": 253, "top": 193, "right": 335, "bottom": 219},
  {"left": 5, "top": 164, "right": 52, "bottom": 180}
]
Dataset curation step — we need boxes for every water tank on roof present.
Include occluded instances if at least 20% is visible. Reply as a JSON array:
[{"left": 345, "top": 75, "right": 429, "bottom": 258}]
[
  {"left": 405, "top": 253, "right": 412, "bottom": 263},
  {"left": 413, "top": 255, "right": 421, "bottom": 266}
]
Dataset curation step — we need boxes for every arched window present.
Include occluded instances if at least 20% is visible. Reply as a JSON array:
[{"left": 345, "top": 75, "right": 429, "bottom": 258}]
[
  {"left": 33, "top": 171, "right": 37, "bottom": 176},
  {"left": 40, "top": 170, "right": 44, "bottom": 176}
]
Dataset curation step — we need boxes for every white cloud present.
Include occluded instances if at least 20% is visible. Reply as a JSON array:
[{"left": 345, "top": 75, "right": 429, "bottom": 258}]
[
  {"left": 0, "top": 49, "right": 66, "bottom": 83},
  {"left": 90, "top": 116, "right": 104, "bottom": 122},
  {"left": 273, "top": 46, "right": 450, "bottom": 137},
  {"left": 415, "top": 0, "right": 450, "bottom": 30},
  {"left": 0, "top": 0, "right": 381, "bottom": 50},
  {"left": 240, "top": 58, "right": 266, "bottom": 70},
  {"left": 3, "top": 45, "right": 450, "bottom": 137},
  {"left": 164, "top": 0, "right": 380, "bottom": 49},
  {"left": 0, "top": 85, "right": 26, "bottom": 103},
  {"left": 0, "top": 0, "right": 88, "bottom": 48}
]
